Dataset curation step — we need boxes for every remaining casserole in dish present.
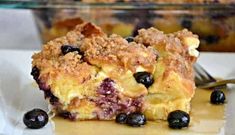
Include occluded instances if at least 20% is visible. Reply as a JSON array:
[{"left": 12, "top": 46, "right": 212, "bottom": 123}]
[{"left": 33, "top": 6, "right": 234, "bottom": 52}]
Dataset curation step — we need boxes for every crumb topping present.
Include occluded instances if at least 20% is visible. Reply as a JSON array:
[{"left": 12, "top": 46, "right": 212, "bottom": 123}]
[
  {"left": 134, "top": 27, "right": 197, "bottom": 81},
  {"left": 81, "top": 34, "right": 157, "bottom": 72},
  {"left": 32, "top": 22, "right": 198, "bottom": 96},
  {"left": 135, "top": 28, "right": 198, "bottom": 55},
  {"left": 33, "top": 22, "right": 157, "bottom": 74}
]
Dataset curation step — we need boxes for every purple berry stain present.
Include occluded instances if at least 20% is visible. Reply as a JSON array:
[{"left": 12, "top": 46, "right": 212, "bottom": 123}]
[
  {"left": 37, "top": 79, "right": 50, "bottom": 91},
  {"left": 97, "top": 78, "right": 116, "bottom": 95},
  {"left": 95, "top": 78, "right": 144, "bottom": 119}
]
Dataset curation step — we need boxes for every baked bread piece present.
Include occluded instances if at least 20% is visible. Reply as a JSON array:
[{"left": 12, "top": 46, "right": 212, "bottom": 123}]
[
  {"left": 135, "top": 28, "right": 199, "bottom": 120},
  {"left": 31, "top": 22, "right": 199, "bottom": 120}
]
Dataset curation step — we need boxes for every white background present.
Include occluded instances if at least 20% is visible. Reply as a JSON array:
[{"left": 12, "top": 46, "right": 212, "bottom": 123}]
[{"left": 0, "top": 9, "right": 41, "bottom": 50}]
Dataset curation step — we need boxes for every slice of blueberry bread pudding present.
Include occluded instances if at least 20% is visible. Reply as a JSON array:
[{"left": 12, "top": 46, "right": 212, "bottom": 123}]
[{"left": 31, "top": 22, "right": 199, "bottom": 121}]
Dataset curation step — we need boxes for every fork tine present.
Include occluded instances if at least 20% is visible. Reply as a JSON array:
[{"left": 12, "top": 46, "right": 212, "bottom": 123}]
[
  {"left": 194, "top": 72, "right": 204, "bottom": 85},
  {"left": 194, "top": 66, "right": 206, "bottom": 81},
  {"left": 194, "top": 63, "right": 228, "bottom": 89},
  {"left": 197, "top": 63, "right": 216, "bottom": 81},
  {"left": 197, "top": 79, "right": 235, "bottom": 89},
  {"left": 194, "top": 63, "right": 216, "bottom": 86}
]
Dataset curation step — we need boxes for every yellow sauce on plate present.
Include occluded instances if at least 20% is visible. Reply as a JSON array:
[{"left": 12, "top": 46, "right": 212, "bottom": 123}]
[{"left": 52, "top": 88, "right": 226, "bottom": 135}]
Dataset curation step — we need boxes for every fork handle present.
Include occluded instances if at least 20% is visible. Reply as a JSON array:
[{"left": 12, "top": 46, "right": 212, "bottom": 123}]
[{"left": 197, "top": 79, "right": 235, "bottom": 89}]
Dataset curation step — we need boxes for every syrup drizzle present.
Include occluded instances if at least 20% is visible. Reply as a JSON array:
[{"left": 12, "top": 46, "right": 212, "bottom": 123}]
[{"left": 52, "top": 89, "right": 226, "bottom": 135}]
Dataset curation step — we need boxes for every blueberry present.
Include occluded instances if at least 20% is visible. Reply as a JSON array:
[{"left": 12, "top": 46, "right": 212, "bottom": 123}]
[
  {"left": 125, "top": 37, "right": 134, "bottom": 43},
  {"left": 132, "top": 20, "right": 152, "bottom": 36},
  {"left": 133, "top": 72, "right": 154, "bottom": 88},
  {"left": 59, "top": 111, "right": 76, "bottom": 121},
  {"left": 210, "top": 90, "right": 226, "bottom": 104},
  {"left": 167, "top": 110, "right": 190, "bottom": 129},
  {"left": 210, "top": 12, "right": 227, "bottom": 19},
  {"left": 180, "top": 14, "right": 194, "bottom": 30},
  {"left": 49, "top": 95, "right": 60, "bottom": 105},
  {"left": 23, "top": 109, "right": 48, "bottom": 129},
  {"left": 40, "top": 89, "right": 60, "bottom": 105},
  {"left": 181, "top": 19, "right": 192, "bottom": 30},
  {"left": 204, "top": 35, "right": 220, "bottom": 44},
  {"left": 115, "top": 113, "right": 127, "bottom": 124},
  {"left": 61, "top": 45, "right": 82, "bottom": 55},
  {"left": 31, "top": 66, "right": 40, "bottom": 80},
  {"left": 126, "top": 112, "right": 146, "bottom": 127}
]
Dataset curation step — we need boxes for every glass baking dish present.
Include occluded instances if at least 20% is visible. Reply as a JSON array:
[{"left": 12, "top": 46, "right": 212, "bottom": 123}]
[{"left": 0, "top": 0, "right": 235, "bottom": 52}]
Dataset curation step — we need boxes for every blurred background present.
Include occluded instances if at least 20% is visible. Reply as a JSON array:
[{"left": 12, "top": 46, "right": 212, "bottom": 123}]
[{"left": 0, "top": 1, "right": 234, "bottom": 51}]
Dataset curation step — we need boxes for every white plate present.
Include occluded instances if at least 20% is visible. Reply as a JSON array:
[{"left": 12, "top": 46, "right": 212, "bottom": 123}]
[{"left": 0, "top": 50, "right": 234, "bottom": 135}]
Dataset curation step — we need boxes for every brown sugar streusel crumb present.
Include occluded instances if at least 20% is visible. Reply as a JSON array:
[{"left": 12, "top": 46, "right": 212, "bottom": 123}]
[
  {"left": 81, "top": 34, "right": 157, "bottom": 73},
  {"left": 134, "top": 27, "right": 198, "bottom": 81},
  {"left": 33, "top": 22, "right": 158, "bottom": 75}
]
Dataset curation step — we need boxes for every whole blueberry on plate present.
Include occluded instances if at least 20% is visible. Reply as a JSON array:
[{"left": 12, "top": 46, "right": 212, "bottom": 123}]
[
  {"left": 115, "top": 113, "right": 127, "bottom": 124},
  {"left": 167, "top": 110, "right": 190, "bottom": 129},
  {"left": 210, "top": 90, "right": 226, "bottom": 104},
  {"left": 126, "top": 112, "right": 146, "bottom": 127},
  {"left": 23, "top": 109, "right": 48, "bottom": 129},
  {"left": 134, "top": 72, "right": 154, "bottom": 88}
]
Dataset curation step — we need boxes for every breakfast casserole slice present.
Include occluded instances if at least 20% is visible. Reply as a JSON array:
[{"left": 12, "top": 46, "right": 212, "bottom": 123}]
[{"left": 31, "top": 22, "right": 199, "bottom": 120}]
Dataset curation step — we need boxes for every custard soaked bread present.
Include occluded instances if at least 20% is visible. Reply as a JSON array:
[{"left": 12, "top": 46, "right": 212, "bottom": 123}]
[
  {"left": 135, "top": 28, "right": 199, "bottom": 120},
  {"left": 31, "top": 22, "right": 199, "bottom": 120}
]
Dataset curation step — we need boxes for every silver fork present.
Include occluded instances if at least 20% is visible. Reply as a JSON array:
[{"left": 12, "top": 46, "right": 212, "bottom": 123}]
[{"left": 194, "top": 63, "right": 235, "bottom": 89}]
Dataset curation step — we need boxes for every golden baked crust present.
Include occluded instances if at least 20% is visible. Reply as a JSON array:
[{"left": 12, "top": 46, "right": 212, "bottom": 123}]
[
  {"left": 134, "top": 28, "right": 199, "bottom": 120},
  {"left": 32, "top": 22, "right": 199, "bottom": 120}
]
